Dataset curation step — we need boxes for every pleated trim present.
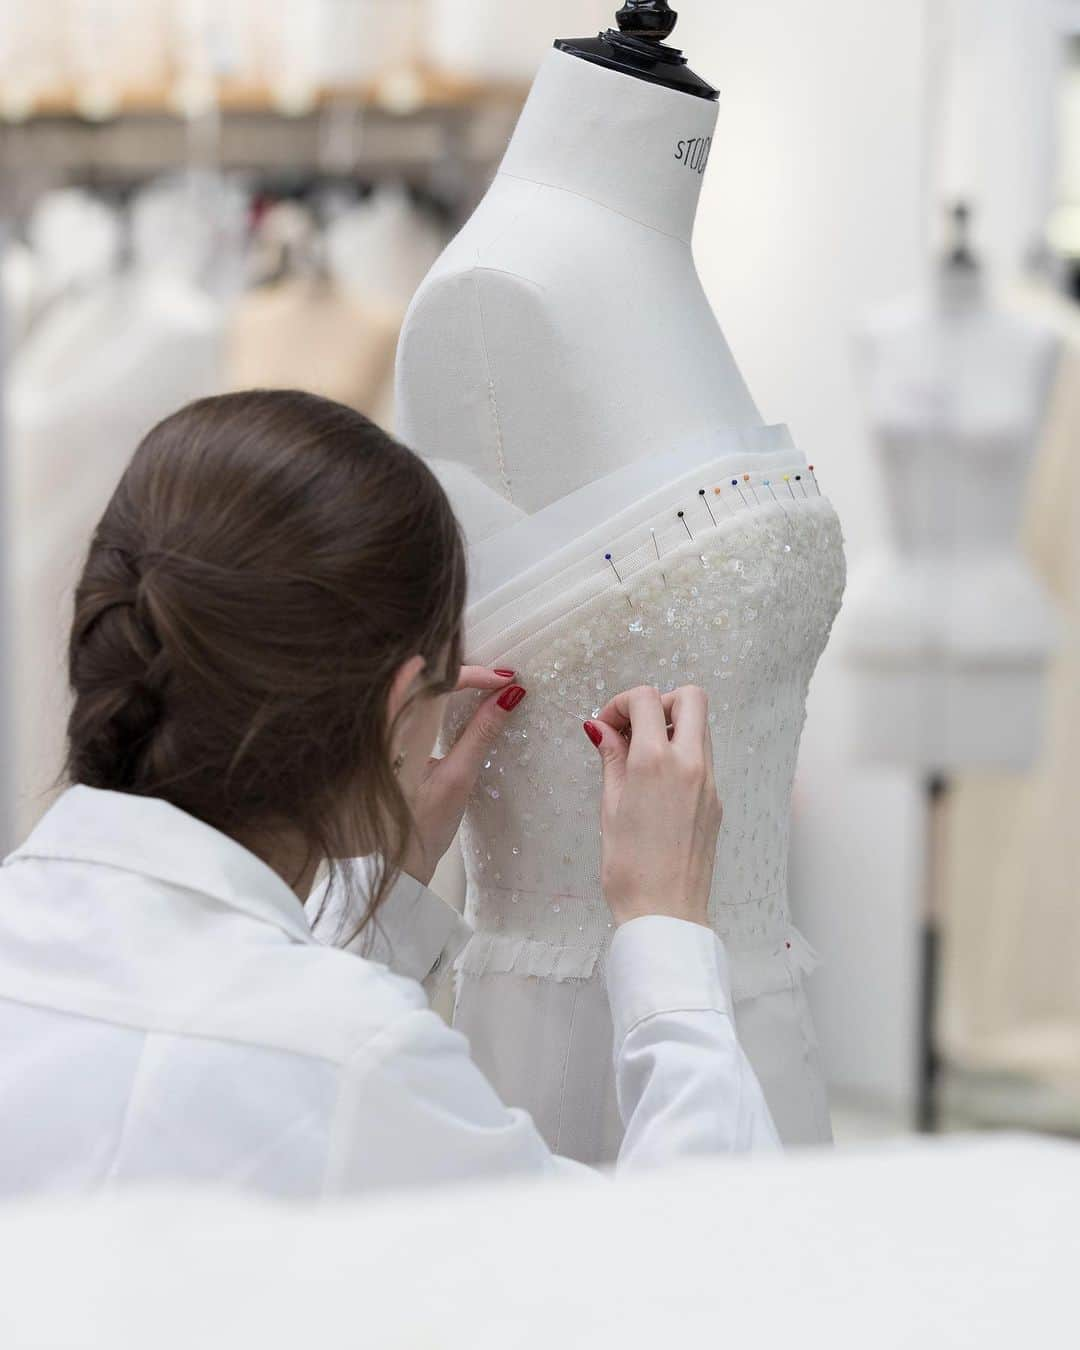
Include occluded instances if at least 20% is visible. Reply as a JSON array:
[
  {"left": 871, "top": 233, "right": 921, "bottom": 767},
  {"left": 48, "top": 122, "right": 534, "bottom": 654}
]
[
  {"left": 456, "top": 933, "right": 603, "bottom": 982},
  {"left": 456, "top": 924, "right": 821, "bottom": 1001},
  {"left": 730, "top": 926, "right": 820, "bottom": 1004}
]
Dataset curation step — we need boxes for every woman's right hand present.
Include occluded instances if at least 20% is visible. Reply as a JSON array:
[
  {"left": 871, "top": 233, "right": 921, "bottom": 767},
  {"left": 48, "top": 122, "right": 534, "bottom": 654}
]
[{"left": 584, "top": 686, "right": 721, "bottom": 929}]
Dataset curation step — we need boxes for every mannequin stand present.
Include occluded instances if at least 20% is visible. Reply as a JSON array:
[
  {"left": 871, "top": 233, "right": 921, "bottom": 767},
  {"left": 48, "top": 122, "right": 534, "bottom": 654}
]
[{"left": 917, "top": 773, "right": 950, "bottom": 1133}]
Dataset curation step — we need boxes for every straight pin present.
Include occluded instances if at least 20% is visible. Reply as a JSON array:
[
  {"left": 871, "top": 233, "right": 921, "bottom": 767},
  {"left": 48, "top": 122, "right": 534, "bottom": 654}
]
[
  {"left": 808, "top": 464, "right": 822, "bottom": 495},
  {"left": 795, "top": 474, "right": 808, "bottom": 498},
  {"left": 604, "top": 551, "right": 634, "bottom": 608},
  {"left": 764, "top": 478, "right": 780, "bottom": 504},
  {"left": 731, "top": 477, "right": 750, "bottom": 508},
  {"left": 783, "top": 474, "right": 797, "bottom": 501},
  {"left": 744, "top": 473, "right": 761, "bottom": 506},
  {"left": 715, "top": 485, "right": 736, "bottom": 515},
  {"left": 651, "top": 528, "right": 669, "bottom": 588},
  {"left": 677, "top": 510, "right": 694, "bottom": 541},
  {"left": 699, "top": 488, "right": 718, "bottom": 526}
]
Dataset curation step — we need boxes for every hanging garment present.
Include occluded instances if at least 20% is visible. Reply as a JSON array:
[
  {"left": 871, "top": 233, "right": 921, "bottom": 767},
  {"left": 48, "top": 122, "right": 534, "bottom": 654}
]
[
  {"left": 1, "top": 240, "right": 37, "bottom": 352},
  {"left": 225, "top": 276, "right": 399, "bottom": 418},
  {"left": 443, "top": 437, "right": 846, "bottom": 1160},
  {"left": 940, "top": 296, "right": 1080, "bottom": 1096},
  {"left": 325, "top": 187, "right": 445, "bottom": 315},
  {"left": 8, "top": 273, "right": 223, "bottom": 837}
]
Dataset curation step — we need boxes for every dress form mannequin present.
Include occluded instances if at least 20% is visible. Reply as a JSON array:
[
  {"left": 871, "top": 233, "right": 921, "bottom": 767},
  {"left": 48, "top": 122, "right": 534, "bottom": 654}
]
[
  {"left": 397, "top": 6, "right": 842, "bottom": 1158},
  {"left": 847, "top": 209, "right": 1061, "bottom": 771},
  {"left": 396, "top": 5, "right": 761, "bottom": 516}
]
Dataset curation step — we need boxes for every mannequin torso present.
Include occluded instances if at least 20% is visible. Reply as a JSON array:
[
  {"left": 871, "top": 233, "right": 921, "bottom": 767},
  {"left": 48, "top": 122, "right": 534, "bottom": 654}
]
[
  {"left": 396, "top": 49, "right": 760, "bottom": 513},
  {"left": 862, "top": 268, "right": 1059, "bottom": 556}
]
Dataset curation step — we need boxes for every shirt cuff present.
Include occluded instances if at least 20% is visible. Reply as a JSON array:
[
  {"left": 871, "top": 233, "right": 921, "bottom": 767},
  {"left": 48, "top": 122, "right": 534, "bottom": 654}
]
[
  {"left": 604, "top": 916, "right": 735, "bottom": 1046},
  {"left": 352, "top": 871, "right": 473, "bottom": 989},
  {"left": 307, "top": 860, "right": 472, "bottom": 990}
]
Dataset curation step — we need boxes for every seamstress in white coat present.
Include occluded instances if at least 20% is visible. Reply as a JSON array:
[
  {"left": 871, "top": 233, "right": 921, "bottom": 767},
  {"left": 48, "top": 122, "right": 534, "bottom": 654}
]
[{"left": 0, "top": 390, "right": 778, "bottom": 1198}]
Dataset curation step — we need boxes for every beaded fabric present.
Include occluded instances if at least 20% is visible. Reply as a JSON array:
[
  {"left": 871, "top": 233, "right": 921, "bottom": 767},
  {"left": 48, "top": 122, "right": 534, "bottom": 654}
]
[
  {"left": 447, "top": 477, "right": 845, "bottom": 989},
  {"left": 443, "top": 462, "right": 845, "bottom": 1154}
]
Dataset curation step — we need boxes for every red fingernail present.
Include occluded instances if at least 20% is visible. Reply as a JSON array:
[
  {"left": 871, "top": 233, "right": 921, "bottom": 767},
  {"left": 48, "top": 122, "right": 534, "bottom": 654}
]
[
  {"left": 583, "top": 721, "right": 603, "bottom": 748},
  {"left": 494, "top": 668, "right": 516, "bottom": 678},
  {"left": 497, "top": 685, "right": 527, "bottom": 712}
]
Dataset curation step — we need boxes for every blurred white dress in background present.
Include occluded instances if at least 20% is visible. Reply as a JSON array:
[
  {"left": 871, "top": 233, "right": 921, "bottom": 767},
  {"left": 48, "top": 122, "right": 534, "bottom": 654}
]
[{"left": 8, "top": 184, "right": 225, "bottom": 836}]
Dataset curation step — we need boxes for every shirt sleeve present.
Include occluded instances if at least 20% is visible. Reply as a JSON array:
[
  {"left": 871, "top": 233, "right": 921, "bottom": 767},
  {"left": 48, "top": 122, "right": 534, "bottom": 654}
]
[
  {"left": 606, "top": 916, "right": 782, "bottom": 1167},
  {"left": 324, "top": 916, "right": 779, "bottom": 1193}
]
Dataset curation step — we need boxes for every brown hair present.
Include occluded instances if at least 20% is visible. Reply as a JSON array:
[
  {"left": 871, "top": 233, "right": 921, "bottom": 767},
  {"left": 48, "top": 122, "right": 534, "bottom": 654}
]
[{"left": 66, "top": 389, "right": 466, "bottom": 940}]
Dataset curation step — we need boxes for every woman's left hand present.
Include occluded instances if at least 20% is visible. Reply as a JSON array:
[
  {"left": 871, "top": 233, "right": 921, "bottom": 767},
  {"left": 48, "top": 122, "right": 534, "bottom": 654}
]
[{"left": 401, "top": 668, "right": 527, "bottom": 886}]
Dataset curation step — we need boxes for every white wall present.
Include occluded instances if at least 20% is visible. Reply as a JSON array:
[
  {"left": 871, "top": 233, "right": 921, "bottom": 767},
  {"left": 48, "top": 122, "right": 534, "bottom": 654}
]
[
  {"left": 675, "top": 1, "right": 930, "bottom": 1109},
  {"left": 429, "top": 0, "right": 614, "bottom": 80}
]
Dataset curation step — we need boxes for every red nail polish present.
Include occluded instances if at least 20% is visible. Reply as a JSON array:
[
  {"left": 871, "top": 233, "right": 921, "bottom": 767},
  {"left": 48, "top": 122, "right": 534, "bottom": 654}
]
[
  {"left": 494, "top": 668, "right": 516, "bottom": 679},
  {"left": 497, "top": 685, "right": 527, "bottom": 712},
  {"left": 583, "top": 721, "right": 603, "bottom": 748}
]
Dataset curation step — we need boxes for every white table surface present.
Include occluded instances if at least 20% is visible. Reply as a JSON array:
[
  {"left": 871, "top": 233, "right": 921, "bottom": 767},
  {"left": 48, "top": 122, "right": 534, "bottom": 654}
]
[{"left": 0, "top": 1135, "right": 1075, "bottom": 1349}]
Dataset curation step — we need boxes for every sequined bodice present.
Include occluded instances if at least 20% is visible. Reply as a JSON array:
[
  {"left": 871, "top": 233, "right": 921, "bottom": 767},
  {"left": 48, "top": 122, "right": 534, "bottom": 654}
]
[{"left": 447, "top": 481, "right": 846, "bottom": 995}]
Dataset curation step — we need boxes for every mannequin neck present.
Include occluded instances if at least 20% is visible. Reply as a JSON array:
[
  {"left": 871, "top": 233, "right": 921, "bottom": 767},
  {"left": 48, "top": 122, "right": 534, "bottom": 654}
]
[
  {"left": 498, "top": 49, "right": 717, "bottom": 243},
  {"left": 933, "top": 260, "right": 986, "bottom": 317}
]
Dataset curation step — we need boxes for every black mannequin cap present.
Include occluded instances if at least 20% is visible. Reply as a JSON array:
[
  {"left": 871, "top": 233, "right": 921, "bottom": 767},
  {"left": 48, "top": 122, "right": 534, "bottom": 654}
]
[{"left": 555, "top": 2, "right": 719, "bottom": 102}]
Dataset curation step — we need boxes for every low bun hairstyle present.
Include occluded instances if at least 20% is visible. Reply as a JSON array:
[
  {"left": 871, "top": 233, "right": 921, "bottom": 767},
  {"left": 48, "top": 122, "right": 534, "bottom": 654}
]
[{"left": 66, "top": 390, "right": 466, "bottom": 937}]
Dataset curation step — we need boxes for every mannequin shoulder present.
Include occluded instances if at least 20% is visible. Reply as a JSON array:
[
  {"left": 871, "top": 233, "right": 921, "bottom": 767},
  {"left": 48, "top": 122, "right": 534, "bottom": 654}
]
[{"left": 401, "top": 246, "right": 553, "bottom": 338}]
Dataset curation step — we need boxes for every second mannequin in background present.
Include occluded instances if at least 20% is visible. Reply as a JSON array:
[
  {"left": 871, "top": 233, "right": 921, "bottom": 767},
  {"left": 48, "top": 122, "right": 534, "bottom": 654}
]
[{"left": 846, "top": 212, "right": 1060, "bottom": 772}]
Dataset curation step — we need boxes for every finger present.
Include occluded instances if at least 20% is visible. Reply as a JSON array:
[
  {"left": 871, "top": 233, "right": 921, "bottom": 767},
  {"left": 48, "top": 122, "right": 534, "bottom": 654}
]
[
  {"left": 594, "top": 686, "right": 676, "bottom": 741},
  {"left": 668, "top": 685, "right": 708, "bottom": 748},
  {"left": 455, "top": 665, "right": 517, "bottom": 693},
  {"left": 625, "top": 686, "right": 673, "bottom": 757},
  {"left": 440, "top": 685, "right": 527, "bottom": 788},
  {"left": 583, "top": 718, "right": 628, "bottom": 796}
]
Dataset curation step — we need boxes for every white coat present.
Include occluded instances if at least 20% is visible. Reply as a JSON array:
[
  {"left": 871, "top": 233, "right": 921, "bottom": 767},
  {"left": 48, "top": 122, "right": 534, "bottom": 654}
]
[{"left": 0, "top": 786, "right": 778, "bottom": 1197}]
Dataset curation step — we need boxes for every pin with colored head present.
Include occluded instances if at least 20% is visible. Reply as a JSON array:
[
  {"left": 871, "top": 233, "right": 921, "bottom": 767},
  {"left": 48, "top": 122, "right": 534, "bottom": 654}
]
[
  {"left": 605, "top": 551, "right": 633, "bottom": 607},
  {"left": 677, "top": 510, "right": 694, "bottom": 541},
  {"left": 744, "top": 472, "right": 761, "bottom": 506},
  {"left": 783, "top": 473, "right": 796, "bottom": 500},
  {"left": 732, "top": 477, "right": 749, "bottom": 508},
  {"left": 698, "top": 487, "right": 718, "bottom": 527}
]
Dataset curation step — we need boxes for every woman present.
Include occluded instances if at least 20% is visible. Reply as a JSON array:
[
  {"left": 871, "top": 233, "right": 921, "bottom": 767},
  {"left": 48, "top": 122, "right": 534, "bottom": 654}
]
[{"left": 0, "top": 390, "right": 777, "bottom": 1197}]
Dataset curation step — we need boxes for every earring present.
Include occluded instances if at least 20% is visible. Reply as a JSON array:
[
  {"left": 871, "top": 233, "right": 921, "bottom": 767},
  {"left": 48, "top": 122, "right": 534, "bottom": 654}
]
[{"left": 392, "top": 751, "right": 406, "bottom": 774}]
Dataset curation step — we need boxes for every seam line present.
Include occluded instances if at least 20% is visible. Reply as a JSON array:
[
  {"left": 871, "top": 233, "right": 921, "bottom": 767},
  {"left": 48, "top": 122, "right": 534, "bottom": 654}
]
[
  {"left": 497, "top": 170, "right": 692, "bottom": 245},
  {"left": 471, "top": 268, "right": 514, "bottom": 503}
]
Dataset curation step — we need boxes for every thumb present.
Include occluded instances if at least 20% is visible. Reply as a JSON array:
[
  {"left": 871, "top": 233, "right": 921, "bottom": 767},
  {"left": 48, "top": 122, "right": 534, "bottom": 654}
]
[
  {"left": 583, "top": 719, "right": 627, "bottom": 797},
  {"left": 441, "top": 685, "right": 528, "bottom": 789}
]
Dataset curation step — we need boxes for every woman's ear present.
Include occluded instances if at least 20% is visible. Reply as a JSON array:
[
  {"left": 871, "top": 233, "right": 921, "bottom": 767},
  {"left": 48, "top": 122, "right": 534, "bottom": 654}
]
[{"left": 386, "top": 654, "right": 427, "bottom": 728}]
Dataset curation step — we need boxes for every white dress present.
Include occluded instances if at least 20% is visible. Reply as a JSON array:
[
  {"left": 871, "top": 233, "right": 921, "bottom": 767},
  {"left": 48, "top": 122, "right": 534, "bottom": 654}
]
[{"left": 444, "top": 436, "right": 846, "bottom": 1160}]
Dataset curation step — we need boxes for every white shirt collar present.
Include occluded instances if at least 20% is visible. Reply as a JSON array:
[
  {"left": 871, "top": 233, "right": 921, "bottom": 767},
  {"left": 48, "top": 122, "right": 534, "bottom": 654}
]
[{"left": 6, "top": 785, "right": 315, "bottom": 947}]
